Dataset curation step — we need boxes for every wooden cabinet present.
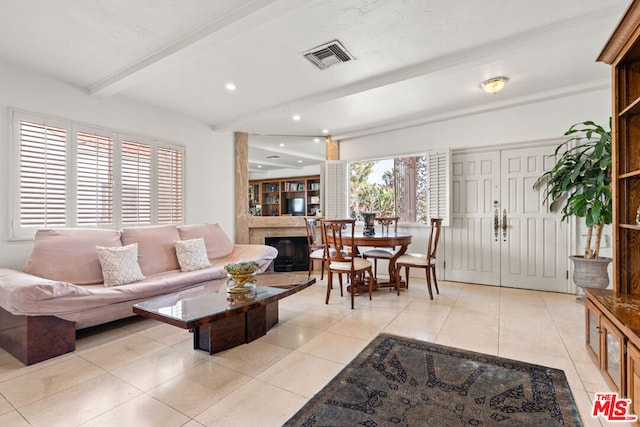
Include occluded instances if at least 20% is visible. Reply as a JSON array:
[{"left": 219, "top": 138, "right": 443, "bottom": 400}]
[
  {"left": 585, "top": 297, "right": 625, "bottom": 394},
  {"left": 249, "top": 175, "right": 320, "bottom": 216},
  {"left": 584, "top": 2, "right": 640, "bottom": 415},
  {"left": 628, "top": 343, "right": 640, "bottom": 419},
  {"left": 598, "top": 0, "right": 640, "bottom": 295}
]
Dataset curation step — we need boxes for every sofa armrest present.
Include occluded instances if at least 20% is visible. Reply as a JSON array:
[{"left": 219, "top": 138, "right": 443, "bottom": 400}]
[
  {"left": 0, "top": 269, "right": 90, "bottom": 315},
  {"left": 210, "top": 244, "right": 278, "bottom": 273}
]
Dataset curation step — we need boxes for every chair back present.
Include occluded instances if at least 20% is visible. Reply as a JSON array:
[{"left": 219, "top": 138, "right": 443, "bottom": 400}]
[
  {"left": 304, "top": 217, "right": 323, "bottom": 250},
  {"left": 376, "top": 217, "right": 399, "bottom": 234},
  {"left": 321, "top": 219, "right": 354, "bottom": 265},
  {"left": 427, "top": 218, "right": 443, "bottom": 261}
]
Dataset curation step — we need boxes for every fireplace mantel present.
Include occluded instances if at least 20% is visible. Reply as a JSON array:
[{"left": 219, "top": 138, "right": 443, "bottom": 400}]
[{"left": 247, "top": 216, "right": 322, "bottom": 245}]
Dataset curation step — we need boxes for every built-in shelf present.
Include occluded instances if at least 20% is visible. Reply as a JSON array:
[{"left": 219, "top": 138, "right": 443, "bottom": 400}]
[
  {"left": 620, "top": 169, "right": 640, "bottom": 179},
  {"left": 620, "top": 96, "right": 640, "bottom": 117}
]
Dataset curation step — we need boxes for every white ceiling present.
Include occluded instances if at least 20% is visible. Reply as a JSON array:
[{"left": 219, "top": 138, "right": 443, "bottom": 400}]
[{"left": 0, "top": 0, "right": 630, "bottom": 172}]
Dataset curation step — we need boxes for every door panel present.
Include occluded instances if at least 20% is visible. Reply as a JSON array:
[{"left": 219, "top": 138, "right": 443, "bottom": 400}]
[
  {"left": 444, "top": 145, "right": 569, "bottom": 293},
  {"left": 500, "top": 146, "right": 568, "bottom": 292},
  {"left": 444, "top": 151, "right": 500, "bottom": 285}
]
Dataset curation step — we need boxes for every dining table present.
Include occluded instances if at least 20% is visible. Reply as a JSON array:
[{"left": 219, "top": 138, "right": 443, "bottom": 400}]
[{"left": 326, "top": 230, "right": 412, "bottom": 291}]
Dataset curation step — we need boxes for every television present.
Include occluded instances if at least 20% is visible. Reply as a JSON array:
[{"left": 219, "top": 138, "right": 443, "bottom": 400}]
[{"left": 287, "top": 198, "right": 305, "bottom": 216}]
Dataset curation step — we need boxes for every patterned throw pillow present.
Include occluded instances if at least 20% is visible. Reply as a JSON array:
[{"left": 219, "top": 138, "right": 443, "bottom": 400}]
[
  {"left": 175, "top": 237, "right": 212, "bottom": 272},
  {"left": 96, "top": 243, "right": 145, "bottom": 287}
]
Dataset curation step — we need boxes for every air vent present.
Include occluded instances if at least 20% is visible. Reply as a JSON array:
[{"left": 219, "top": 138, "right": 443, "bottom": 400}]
[{"left": 303, "top": 40, "right": 354, "bottom": 70}]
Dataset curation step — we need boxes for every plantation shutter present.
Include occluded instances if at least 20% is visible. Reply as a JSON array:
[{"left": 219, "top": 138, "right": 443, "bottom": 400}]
[
  {"left": 121, "top": 139, "right": 152, "bottom": 225},
  {"left": 427, "top": 150, "right": 450, "bottom": 227},
  {"left": 324, "top": 161, "right": 348, "bottom": 219},
  {"left": 157, "top": 145, "right": 184, "bottom": 223},
  {"left": 76, "top": 130, "right": 114, "bottom": 225},
  {"left": 19, "top": 120, "right": 67, "bottom": 227}
]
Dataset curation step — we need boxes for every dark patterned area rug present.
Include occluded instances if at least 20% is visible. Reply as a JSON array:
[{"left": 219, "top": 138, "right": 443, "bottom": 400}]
[{"left": 284, "top": 334, "right": 582, "bottom": 426}]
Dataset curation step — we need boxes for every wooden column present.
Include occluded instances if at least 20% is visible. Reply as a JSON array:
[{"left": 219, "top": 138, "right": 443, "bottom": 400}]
[
  {"left": 235, "top": 132, "right": 249, "bottom": 244},
  {"left": 326, "top": 136, "right": 339, "bottom": 160}
]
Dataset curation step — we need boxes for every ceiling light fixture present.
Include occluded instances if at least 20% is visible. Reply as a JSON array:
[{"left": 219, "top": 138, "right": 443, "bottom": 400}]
[
  {"left": 322, "top": 129, "right": 329, "bottom": 134},
  {"left": 313, "top": 138, "right": 320, "bottom": 142},
  {"left": 225, "top": 82, "right": 236, "bottom": 91},
  {"left": 292, "top": 114, "right": 301, "bottom": 121},
  {"left": 480, "top": 76, "right": 508, "bottom": 94}
]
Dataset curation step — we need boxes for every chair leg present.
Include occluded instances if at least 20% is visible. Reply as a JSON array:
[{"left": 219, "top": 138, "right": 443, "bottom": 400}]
[
  {"left": 339, "top": 274, "right": 343, "bottom": 296},
  {"left": 431, "top": 266, "right": 439, "bottom": 295},
  {"left": 321, "top": 260, "right": 325, "bottom": 280},
  {"left": 308, "top": 258, "right": 313, "bottom": 278},
  {"left": 373, "top": 258, "right": 378, "bottom": 278},
  {"left": 326, "top": 271, "right": 332, "bottom": 304},
  {"left": 349, "top": 272, "right": 355, "bottom": 309},
  {"left": 404, "top": 266, "right": 410, "bottom": 288},
  {"left": 368, "top": 269, "right": 373, "bottom": 301},
  {"left": 425, "top": 268, "right": 434, "bottom": 300}
]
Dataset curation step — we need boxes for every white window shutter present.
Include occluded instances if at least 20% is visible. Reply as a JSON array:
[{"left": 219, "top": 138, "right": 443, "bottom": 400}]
[
  {"left": 427, "top": 150, "right": 451, "bottom": 227},
  {"left": 121, "top": 139, "right": 152, "bottom": 225},
  {"left": 18, "top": 119, "right": 68, "bottom": 227},
  {"left": 323, "top": 160, "right": 348, "bottom": 219},
  {"left": 76, "top": 129, "right": 114, "bottom": 226},
  {"left": 157, "top": 145, "right": 184, "bottom": 224}
]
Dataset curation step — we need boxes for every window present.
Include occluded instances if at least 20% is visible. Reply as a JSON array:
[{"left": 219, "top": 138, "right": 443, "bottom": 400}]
[
  {"left": 11, "top": 111, "right": 185, "bottom": 238},
  {"left": 76, "top": 130, "right": 114, "bottom": 225},
  {"left": 18, "top": 120, "right": 67, "bottom": 227},
  {"left": 323, "top": 151, "right": 449, "bottom": 225}
]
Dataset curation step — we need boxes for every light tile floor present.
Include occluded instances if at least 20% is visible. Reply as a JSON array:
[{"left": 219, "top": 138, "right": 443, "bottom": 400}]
[{"left": 0, "top": 275, "right": 624, "bottom": 426}]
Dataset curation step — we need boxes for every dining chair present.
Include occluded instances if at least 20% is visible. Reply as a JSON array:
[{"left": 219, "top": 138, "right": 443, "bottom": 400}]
[
  {"left": 395, "top": 218, "right": 443, "bottom": 299},
  {"left": 362, "top": 216, "right": 400, "bottom": 278},
  {"left": 321, "top": 219, "right": 374, "bottom": 309},
  {"left": 304, "top": 217, "right": 325, "bottom": 279}
]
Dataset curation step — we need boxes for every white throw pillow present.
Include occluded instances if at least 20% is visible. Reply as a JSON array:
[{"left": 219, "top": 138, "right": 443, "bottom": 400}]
[
  {"left": 175, "top": 237, "right": 212, "bottom": 272},
  {"left": 96, "top": 243, "right": 145, "bottom": 287}
]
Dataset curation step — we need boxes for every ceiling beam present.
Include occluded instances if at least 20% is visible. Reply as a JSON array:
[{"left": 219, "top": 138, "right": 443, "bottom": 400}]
[{"left": 88, "top": 0, "right": 302, "bottom": 97}]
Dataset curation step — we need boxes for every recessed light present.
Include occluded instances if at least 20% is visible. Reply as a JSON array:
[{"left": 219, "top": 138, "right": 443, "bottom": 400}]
[
  {"left": 322, "top": 129, "right": 329, "bottom": 134},
  {"left": 225, "top": 82, "right": 236, "bottom": 91},
  {"left": 279, "top": 143, "right": 285, "bottom": 147},
  {"left": 313, "top": 138, "right": 320, "bottom": 142},
  {"left": 297, "top": 160, "right": 303, "bottom": 163},
  {"left": 257, "top": 165, "right": 262, "bottom": 168},
  {"left": 293, "top": 114, "right": 301, "bottom": 121}
]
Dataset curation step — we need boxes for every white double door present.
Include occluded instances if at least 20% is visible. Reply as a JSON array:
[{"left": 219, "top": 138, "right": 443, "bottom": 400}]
[{"left": 443, "top": 145, "right": 569, "bottom": 292}]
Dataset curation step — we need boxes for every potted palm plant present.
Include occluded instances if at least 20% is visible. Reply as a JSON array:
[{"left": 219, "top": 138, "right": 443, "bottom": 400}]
[{"left": 534, "top": 120, "right": 612, "bottom": 289}]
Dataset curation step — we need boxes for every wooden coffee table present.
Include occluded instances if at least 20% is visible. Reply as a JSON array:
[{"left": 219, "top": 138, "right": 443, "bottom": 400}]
[{"left": 133, "top": 272, "right": 315, "bottom": 354}]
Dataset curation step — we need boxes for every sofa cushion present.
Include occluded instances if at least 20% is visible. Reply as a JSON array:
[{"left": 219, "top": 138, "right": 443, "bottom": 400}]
[
  {"left": 23, "top": 228, "right": 122, "bottom": 285},
  {"left": 96, "top": 243, "right": 145, "bottom": 286},
  {"left": 175, "top": 238, "right": 212, "bottom": 272},
  {"left": 121, "top": 224, "right": 181, "bottom": 276},
  {"left": 177, "top": 223, "right": 234, "bottom": 260}
]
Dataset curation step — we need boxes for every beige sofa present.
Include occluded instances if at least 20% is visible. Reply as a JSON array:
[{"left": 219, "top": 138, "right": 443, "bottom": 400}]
[{"left": 0, "top": 223, "right": 277, "bottom": 364}]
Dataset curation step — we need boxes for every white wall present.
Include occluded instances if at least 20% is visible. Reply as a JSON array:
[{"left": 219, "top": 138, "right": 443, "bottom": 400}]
[
  {"left": 0, "top": 62, "right": 235, "bottom": 269},
  {"left": 340, "top": 88, "right": 611, "bottom": 158}
]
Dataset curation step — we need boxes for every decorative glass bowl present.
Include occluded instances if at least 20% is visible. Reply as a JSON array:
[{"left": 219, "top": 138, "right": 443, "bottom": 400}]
[{"left": 224, "top": 261, "right": 259, "bottom": 294}]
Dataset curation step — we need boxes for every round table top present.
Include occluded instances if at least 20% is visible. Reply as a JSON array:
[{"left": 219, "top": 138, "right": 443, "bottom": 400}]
[{"left": 329, "top": 231, "right": 412, "bottom": 246}]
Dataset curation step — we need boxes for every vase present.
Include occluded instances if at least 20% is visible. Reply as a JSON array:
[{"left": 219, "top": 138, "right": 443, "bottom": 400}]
[
  {"left": 226, "top": 272, "right": 257, "bottom": 293},
  {"left": 569, "top": 255, "right": 612, "bottom": 290}
]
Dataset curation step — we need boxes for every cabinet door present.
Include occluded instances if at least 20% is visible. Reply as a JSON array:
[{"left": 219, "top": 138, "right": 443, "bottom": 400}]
[
  {"left": 601, "top": 316, "right": 626, "bottom": 394},
  {"left": 585, "top": 299, "right": 601, "bottom": 365},
  {"left": 627, "top": 343, "right": 640, "bottom": 420}
]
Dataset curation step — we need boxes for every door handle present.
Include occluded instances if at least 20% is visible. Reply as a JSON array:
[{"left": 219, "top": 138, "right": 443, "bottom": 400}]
[
  {"left": 502, "top": 209, "right": 507, "bottom": 241},
  {"left": 493, "top": 201, "right": 499, "bottom": 241}
]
